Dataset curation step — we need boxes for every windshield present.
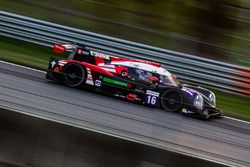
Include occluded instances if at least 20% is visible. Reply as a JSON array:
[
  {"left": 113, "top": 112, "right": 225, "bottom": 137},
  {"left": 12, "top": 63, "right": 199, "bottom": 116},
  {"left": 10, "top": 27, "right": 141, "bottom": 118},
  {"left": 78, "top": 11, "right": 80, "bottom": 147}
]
[
  {"left": 159, "top": 74, "right": 180, "bottom": 86},
  {"left": 157, "top": 68, "right": 181, "bottom": 87}
]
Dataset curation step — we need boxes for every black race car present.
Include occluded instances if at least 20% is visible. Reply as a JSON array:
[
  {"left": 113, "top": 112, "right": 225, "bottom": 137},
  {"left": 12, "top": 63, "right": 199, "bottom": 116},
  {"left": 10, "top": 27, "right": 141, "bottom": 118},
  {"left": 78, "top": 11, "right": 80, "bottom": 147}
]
[{"left": 46, "top": 43, "right": 223, "bottom": 119}]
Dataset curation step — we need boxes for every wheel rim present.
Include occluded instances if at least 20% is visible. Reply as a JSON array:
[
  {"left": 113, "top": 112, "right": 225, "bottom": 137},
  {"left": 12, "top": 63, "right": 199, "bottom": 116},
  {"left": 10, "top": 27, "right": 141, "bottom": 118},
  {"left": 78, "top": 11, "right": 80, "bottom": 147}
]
[
  {"left": 162, "top": 91, "right": 182, "bottom": 112},
  {"left": 64, "top": 65, "right": 84, "bottom": 87}
]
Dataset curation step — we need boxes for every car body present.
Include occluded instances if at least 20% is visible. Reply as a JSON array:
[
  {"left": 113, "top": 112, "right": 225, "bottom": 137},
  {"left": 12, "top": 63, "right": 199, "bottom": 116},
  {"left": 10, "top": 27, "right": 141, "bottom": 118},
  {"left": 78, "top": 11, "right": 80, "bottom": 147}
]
[{"left": 46, "top": 43, "right": 223, "bottom": 119}]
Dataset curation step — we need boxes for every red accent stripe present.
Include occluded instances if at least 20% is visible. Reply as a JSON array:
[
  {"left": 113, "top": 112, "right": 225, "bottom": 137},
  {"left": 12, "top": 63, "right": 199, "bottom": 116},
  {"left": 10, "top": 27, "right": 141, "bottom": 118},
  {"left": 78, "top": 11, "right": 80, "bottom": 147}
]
[
  {"left": 64, "top": 60, "right": 114, "bottom": 77},
  {"left": 83, "top": 63, "right": 114, "bottom": 76},
  {"left": 95, "top": 56, "right": 104, "bottom": 65}
]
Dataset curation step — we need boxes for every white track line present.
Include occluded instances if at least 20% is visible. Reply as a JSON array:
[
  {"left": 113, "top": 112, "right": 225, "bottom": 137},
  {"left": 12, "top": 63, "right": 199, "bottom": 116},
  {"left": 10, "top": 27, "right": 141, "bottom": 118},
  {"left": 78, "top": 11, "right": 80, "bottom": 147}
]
[
  {"left": 0, "top": 60, "right": 46, "bottom": 73},
  {"left": 224, "top": 116, "right": 249, "bottom": 124},
  {"left": 0, "top": 60, "right": 249, "bottom": 124}
]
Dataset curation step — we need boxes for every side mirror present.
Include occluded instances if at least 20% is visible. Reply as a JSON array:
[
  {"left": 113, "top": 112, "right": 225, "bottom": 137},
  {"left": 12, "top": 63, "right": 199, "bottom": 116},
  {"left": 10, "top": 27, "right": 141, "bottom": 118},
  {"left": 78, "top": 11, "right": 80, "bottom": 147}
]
[
  {"left": 172, "top": 75, "right": 177, "bottom": 80},
  {"left": 149, "top": 76, "right": 159, "bottom": 83}
]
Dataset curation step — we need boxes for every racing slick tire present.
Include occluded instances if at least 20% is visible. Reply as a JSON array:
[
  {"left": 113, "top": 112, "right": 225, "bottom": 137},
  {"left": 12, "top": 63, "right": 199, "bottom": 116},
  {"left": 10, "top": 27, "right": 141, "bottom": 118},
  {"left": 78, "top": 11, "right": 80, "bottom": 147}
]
[
  {"left": 161, "top": 89, "right": 183, "bottom": 112},
  {"left": 62, "top": 63, "right": 86, "bottom": 87}
]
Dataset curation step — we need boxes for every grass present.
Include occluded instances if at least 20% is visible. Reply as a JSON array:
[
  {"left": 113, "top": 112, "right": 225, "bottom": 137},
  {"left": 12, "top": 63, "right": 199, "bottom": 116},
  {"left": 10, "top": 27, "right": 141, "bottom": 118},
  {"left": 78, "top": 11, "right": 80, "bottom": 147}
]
[
  {"left": 214, "top": 91, "right": 250, "bottom": 121},
  {"left": 0, "top": 36, "right": 249, "bottom": 121},
  {"left": 0, "top": 36, "right": 64, "bottom": 70}
]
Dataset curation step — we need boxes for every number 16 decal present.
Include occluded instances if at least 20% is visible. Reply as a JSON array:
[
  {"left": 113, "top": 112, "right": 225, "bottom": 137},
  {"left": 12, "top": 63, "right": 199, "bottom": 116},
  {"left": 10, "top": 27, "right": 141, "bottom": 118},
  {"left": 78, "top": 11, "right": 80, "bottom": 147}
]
[{"left": 145, "top": 95, "right": 158, "bottom": 105}]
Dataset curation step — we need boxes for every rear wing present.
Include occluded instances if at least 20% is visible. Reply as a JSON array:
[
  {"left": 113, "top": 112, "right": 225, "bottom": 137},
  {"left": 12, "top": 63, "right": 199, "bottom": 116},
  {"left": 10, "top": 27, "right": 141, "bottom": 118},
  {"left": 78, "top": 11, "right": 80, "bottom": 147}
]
[
  {"left": 52, "top": 43, "right": 86, "bottom": 54},
  {"left": 52, "top": 42, "right": 161, "bottom": 67}
]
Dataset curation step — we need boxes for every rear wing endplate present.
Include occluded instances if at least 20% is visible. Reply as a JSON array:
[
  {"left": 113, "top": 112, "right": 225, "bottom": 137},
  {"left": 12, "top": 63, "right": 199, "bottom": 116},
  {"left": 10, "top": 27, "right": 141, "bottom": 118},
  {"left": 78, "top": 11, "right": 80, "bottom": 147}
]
[{"left": 52, "top": 43, "right": 85, "bottom": 54}]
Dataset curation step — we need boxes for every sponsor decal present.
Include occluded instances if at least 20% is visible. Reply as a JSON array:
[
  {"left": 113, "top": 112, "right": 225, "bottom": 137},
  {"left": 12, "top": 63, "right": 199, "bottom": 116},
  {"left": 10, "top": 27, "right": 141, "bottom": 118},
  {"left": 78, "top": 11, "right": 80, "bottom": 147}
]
[
  {"left": 114, "top": 94, "right": 125, "bottom": 98},
  {"left": 146, "top": 90, "right": 159, "bottom": 97},
  {"left": 54, "top": 67, "right": 60, "bottom": 72},
  {"left": 103, "top": 77, "right": 128, "bottom": 87},
  {"left": 145, "top": 90, "right": 159, "bottom": 105},
  {"left": 135, "top": 88, "right": 144, "bottom": 93},
  {"left": 90, "top": 51, "right": 110, "bottom": 60},
  {"left": 82, "top": 51, "right": 89, "bottom": 55},
  {"left": 51, "top": 60, "right": 57, "bottom": 69},
  {"left": 95, "top": 80, "right": 102, "bottom": 87}
]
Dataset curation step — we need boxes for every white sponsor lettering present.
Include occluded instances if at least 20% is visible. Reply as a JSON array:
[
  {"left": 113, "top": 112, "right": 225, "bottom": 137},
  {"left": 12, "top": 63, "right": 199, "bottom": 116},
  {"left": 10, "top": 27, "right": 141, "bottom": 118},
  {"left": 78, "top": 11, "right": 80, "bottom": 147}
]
[
  {"left": 90, "top": 51, "right": 110, "bottom": 60},
  {"left": 146, "top": 90, "right": 159, "bottom": 97}
]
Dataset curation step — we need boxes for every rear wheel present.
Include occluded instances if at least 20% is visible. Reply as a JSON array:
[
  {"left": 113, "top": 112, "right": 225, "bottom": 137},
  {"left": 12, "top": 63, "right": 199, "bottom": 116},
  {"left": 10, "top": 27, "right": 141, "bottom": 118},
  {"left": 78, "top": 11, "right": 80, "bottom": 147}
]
[
  {"left": 63, "top": 63, "right": 86, "bottom": 87},
  {"left": 161, "top": 89, "right": 183, "bottom": 112}
]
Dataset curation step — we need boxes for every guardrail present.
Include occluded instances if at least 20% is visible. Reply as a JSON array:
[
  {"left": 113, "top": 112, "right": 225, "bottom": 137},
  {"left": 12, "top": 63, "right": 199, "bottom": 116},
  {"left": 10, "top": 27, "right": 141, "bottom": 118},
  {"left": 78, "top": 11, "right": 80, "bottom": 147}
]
[{"left": 0, "top": 11, "right": 249, "bottom": 96}]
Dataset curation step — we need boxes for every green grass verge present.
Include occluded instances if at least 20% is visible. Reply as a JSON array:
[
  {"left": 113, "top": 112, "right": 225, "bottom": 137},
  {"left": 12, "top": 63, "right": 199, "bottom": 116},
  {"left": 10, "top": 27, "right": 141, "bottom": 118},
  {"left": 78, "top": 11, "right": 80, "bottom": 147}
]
[
  {"left": 0, "top": 36, "right": 249, "bottom": 121},
  {"left": 0, "top": 36, "right": 64, "bottom": 70},
  {"left": 214, "top": 91, "right": 250, "bottom": 121}
]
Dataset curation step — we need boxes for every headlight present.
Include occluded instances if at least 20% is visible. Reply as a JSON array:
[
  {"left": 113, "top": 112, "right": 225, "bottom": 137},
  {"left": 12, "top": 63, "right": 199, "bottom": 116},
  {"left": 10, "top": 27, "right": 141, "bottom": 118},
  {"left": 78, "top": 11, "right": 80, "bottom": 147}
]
[
  {"left": 193, "top": 94, "right": 204, "bottom": 110},
  {"left": 209, "top": 92, "right": 216, "bottom": 107}
]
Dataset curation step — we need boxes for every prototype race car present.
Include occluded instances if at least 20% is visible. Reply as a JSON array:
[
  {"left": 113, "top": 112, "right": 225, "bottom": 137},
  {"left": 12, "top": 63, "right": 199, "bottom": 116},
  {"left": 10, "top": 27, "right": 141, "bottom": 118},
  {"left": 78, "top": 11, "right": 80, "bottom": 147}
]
[{"left": 46, "top": 43, "right": 222, "bottom": 119}]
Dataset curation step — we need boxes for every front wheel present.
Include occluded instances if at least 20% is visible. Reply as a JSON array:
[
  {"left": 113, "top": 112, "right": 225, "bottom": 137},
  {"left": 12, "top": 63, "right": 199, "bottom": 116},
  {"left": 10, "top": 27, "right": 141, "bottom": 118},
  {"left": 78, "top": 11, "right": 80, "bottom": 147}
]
[
  {"left": 63, "top": 63, "right": 86, "bottom": 87},
  {"left": 161, "top": 89, "right": 183, "bottom": 112}
]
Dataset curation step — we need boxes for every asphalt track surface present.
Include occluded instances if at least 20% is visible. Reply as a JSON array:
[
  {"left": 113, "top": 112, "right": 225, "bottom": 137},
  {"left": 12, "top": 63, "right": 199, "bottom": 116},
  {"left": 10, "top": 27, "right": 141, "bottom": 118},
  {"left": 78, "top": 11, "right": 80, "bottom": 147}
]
[
  {"left": 0, "top": 61, "right": 250, "bottom": 167},
  {"left": 0, "top": 108, "right": 228, "bottom": 167}
]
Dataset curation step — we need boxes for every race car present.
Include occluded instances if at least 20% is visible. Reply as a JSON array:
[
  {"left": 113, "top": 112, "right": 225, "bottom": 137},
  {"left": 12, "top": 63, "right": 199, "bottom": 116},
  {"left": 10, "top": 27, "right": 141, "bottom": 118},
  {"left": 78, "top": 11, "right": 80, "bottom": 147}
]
[{"left": 46, "top": 43, "right": 222, "bottom": 119}]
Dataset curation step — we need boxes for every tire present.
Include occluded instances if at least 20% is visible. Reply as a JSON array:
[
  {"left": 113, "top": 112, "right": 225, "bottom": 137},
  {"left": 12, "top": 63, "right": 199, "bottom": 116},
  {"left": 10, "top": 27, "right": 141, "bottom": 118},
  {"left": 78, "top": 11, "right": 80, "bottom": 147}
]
[
  {"left": 161, "top": 89, "right": 183, "bottom": 112},
  {"left": 63, "top": 63, "right": 86, "bottom": 87}
]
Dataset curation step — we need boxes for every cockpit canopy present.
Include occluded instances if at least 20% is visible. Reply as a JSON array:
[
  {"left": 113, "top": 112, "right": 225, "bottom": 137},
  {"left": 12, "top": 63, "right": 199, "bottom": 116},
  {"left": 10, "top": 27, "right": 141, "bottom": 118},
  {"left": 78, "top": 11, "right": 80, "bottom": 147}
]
[{"left": 111, "top": 61, "right": 180, "bottom": 86}]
